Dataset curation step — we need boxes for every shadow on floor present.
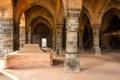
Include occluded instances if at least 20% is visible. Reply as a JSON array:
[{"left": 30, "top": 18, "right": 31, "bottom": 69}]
[{"left": 53, "top": 59, "right": 64, "bottom": 66}]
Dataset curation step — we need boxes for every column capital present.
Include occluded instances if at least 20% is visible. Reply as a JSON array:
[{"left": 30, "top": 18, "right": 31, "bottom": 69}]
[
  {"left": 56, "top": 24, "right": 64, "bottom": 28},
  {"left": 67, "top": 8, "right": 82, "bottom": 17},
  {"left": 91, "top": 24, "right": 101, "bottom": 29},
  {"left": 93, "top": 28, "right": 100, "bottom": 37},
  {"left": 56, "top": 26, "right": 63, "bottom": 33}
]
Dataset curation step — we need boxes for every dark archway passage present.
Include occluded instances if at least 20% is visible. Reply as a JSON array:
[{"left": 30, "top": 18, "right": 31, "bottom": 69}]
[
  {"left": 108, "top": 15, "right": 120, "bottom": 49},
  {"left": 106, "top": 15, "right": 120, "bottom": 33},
  {"left": 82, "top": 14, "right": 93, "bottom": 51},
  {"left": 83, "top": 24, "right": 93, "bottom": 50},
  {"left": 101, "top": 8, "right": 120, "bottom": 51},
  {"left": 32, "top": 23, "right": 53, "bottom": 48},
  {"left": 109, "top": 37, "right": 120, "bottom": 49}
]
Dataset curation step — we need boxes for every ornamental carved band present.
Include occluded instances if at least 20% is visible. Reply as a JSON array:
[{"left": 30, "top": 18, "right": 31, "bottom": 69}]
[{"left": 67, "top": 8, "right": 81, "bottom": 17}]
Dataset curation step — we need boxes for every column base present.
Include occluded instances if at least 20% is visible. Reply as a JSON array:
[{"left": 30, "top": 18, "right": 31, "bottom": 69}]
[
  {"left": 93, "top": 46, "right": 101, "bottom": 56},
  {"left": 64, "top": 54, "right": 80, "bottom": 72}
]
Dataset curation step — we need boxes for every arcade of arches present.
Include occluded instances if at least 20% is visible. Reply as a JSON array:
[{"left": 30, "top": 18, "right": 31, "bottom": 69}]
[{"left": 0, "top": 0, "right": 120, "bottom": 72}]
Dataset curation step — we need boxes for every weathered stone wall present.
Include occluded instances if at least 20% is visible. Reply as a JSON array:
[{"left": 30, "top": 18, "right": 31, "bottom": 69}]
[{"left": 0, "top": 19, "right": 13, "bottom": 56}]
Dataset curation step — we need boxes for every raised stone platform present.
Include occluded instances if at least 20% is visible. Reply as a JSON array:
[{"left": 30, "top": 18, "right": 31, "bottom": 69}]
[{"left": 4, "top": 44, "right": 53, "bottom": 69}]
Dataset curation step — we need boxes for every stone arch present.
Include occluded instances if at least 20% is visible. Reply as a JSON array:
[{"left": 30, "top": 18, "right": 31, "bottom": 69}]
[
  {"left": 12, "top": 2, "right": 56, "bottom": 32},
  {"left": 79, "top": 6, "right": 93, "bottom": 36},
  {"left": 32, "top": 22, "right": 53, "bottom": 48},
  {"left": 12, "top": 1, "right": 57, "bottom": 50},
  {"left": 79, "top": 9, "right": 93, "bottom": 51},
  {"left": 29, "top": 16, "right": 56, "bottom": 49},
  {"left": 101, "top": 8, "right": 120, "bottom": 50},
  {"left": 24, "top": 5, "right": 55, "bottom": 30},
  {"left": 99, "top": 6, "right": 120, "bottom": 27},
  {"left": 101, "top": 8, "right": 120, "bottom": 32},
  {"left": 18, "top": 2, "right": 55, "bottom": 22},
  {"left": 30, "top": 16, "right": 53, "bottom": 34},
  {"left": 28, "top": 15, "right": 53, "bottom": 31},
  {"left": 79, "top": 6, "right": 93, "bottom": 29},
  {"left": 22, "top": 5, "right": 56, "bottom": 46}
]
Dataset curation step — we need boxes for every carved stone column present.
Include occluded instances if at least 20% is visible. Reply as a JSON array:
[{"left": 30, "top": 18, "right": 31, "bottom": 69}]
[
  {"left": 64, "top": 8, "right": 81, "bottom": 72},
  {"left": 79, "top": 31, "right": 84, "bottom": 51},
  {"left": 56, "top": 24, "right": 63, "bottom": 56},
  {"left": 92, "top": 24, "right": 101, "bottom": 55},
  {"left": 13, "top": 20, "right": 20, "bottom": 51}
]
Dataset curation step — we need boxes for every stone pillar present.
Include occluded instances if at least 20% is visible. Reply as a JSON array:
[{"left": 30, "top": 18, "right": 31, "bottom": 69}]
[
  {"left": 79, "top": 31, "right": 84, "bottom": 52},
  {"left": 25, "top": 26, "right": 31, "bottom": 44},
  {"left": 52, "top": 35, "right": 56, "bottom": 51},
  {"left": 31, "top": 33, "right": 33, "bottom": 43},
  {"left": 28, "top": 31, "right": 31, "bottom": 44},
  {"left": 20, "top": 26, "right": 25, "bottom": 49},
  {"left": 92, "top": 24, "right": 101, "bottom": 55},
  {"left": 13, "top": 20, "right": 20, "bottom": 51},
  {"left": 56, "top": 24, "right": 63, "bottom": 56},
  {"left": 25, "top": 30, "right": 28, "bottom": 44},
  {"left": 64, "top": 8, "right": 81, "bottom": 72}
]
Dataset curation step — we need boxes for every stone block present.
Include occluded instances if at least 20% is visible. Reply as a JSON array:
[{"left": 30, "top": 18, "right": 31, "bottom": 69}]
[
  {"left": 4, "top": 44, "right": 53, "bottom": 69},
  {"left": 19, "top": 44, "right": 44, "bottom": 53}
]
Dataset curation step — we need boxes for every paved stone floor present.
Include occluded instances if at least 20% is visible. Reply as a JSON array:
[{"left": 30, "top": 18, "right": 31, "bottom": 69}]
[{"left": 0, "top": 51, "right": 120, "bottom": 80}]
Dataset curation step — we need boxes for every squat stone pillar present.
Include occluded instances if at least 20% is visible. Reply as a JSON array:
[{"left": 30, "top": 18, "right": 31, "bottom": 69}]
[
  {"left": 79, "top": 31, "right": 84, "bottom": 51},
  {"left": 64, "top": 8, "right": 81, "bottom": 72},
  {"left": 56, "top": 24, "right": 63, "bottom": 56},
  {"left": 92, "top": 24, "right": 101, "bottom": 55}
]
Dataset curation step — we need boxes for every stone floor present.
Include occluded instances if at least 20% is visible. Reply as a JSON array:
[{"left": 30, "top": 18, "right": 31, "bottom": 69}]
[{"left": 0, "top": 51, "right": 120, "bottom": 80}]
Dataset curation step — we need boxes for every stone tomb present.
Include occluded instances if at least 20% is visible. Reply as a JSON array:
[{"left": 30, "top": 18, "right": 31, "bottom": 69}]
[{"left": 4, "top": 44, "right": 53, "bottom": 69}]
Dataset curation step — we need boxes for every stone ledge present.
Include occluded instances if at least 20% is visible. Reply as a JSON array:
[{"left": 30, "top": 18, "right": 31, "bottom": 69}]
[{"left": 4, "top": 52, "right": 53, "bottom": 69}]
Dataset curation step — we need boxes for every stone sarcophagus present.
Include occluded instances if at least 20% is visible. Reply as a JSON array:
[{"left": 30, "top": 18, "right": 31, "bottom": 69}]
[{"left": 4, "top": 44, "right": 53, "bottom": 69}]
